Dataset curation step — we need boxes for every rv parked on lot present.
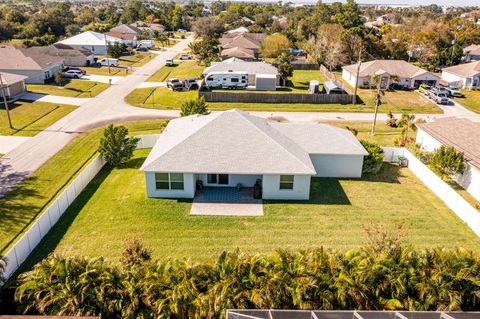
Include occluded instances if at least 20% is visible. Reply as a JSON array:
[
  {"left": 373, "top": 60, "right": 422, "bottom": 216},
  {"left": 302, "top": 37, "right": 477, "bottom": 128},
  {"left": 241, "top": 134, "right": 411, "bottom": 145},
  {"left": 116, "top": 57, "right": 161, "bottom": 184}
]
[{"left": 204, "top": 72, "right": 248, "bottom": 89}]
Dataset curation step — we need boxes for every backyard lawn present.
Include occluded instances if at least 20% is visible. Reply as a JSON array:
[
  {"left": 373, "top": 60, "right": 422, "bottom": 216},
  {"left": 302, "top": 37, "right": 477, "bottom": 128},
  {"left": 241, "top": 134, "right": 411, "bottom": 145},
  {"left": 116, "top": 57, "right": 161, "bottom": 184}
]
[
  {"left": 27, "top": 80, "right": 109, "bottom": 98},
  {"left": 456, "top": 90, "right": 480, "bottom": 114},
  {"left": 0, "top": 120, "right": 167, "bottom": 256},
  {"left": 0, "top": 100, "right": 77, "bottom": 136},
  {"left": 288, "top": 69, "right": 328, "bottom": 92},
  {"left": 81, "top": 66, "right": 122, "bottom": 76},
  {"left": 147, "top": 61, "right": 203, "bottom": 82},
  {"left": 22, "top": 149, "right": 480, "bottom": 268}
]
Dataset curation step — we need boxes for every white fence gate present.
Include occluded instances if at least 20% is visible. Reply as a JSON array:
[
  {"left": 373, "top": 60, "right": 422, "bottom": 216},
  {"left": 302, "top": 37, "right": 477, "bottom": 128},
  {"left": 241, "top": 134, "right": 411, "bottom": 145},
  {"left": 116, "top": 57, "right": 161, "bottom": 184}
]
[{"left": 1, "top": 134, "right": 160, "bottom": 280}]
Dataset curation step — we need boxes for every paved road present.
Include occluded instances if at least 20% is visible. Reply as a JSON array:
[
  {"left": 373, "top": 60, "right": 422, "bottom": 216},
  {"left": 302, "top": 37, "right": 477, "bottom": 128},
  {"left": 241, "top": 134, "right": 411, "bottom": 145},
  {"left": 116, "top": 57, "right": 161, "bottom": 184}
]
[{"left": 0, "top": 37, "right": 193, "bottom": 197}]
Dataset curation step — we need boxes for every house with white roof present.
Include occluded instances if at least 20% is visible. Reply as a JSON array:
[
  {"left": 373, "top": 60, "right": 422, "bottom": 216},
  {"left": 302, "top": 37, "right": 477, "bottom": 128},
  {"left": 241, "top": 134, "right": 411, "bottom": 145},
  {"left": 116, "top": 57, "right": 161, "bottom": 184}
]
[
  {"left": 342, "top": 60, "right": 439, "bottom": 90},
  {"left": 441, "top": 61, "right": 480, "bottom": 89},
  {"left": 140, "top": 109, "right": 368, "bottom": 200},
  {"left": 463, "top": 44, "right": 480, "bottom": 63},
  {"left": 57, "top": 31, "right": 123, "bottom": 55}
]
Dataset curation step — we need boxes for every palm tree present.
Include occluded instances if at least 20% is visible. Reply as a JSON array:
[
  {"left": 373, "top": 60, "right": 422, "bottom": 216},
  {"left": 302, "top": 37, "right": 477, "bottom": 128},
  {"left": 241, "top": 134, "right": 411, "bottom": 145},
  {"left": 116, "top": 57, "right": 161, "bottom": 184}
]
[{"left": 397, "top": 113, "right": 417, "bottom": 145}]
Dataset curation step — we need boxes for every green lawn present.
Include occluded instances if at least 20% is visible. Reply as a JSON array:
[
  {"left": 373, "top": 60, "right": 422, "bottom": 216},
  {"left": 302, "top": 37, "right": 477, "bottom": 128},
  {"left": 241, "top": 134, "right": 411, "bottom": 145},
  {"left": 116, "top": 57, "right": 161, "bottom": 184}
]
[
  {"left": 118, "top": 53, "right": 153, "bottom": 67},
  {"left": 326, "top": 121, "right": 413, "bottom": 147},
  {"left": 147, "top": 61, "right": 204, "bottom": 82},
  {"left": 126, "top": 87, "right": 197, "bottom": 109},
  {"left": 21, "top": 150, "right": 480, "bottom": 268},
  {"left": 81, "top": 66, "right": 123, "bottom": 76},
  {"left": 0, "top": 101, "right": 77, "bottom": 136},
  {"left": 288, "top": 69, "right": 328, "bottom": 92},
  {"left": 0, "top": 120, "right": 167, "bottom": 256},
  {"left": 456, "top": 90, "right": 480, "bottom": 114},
  {"left": 27, "top": 80, "right": 109, "bottom": 98}
]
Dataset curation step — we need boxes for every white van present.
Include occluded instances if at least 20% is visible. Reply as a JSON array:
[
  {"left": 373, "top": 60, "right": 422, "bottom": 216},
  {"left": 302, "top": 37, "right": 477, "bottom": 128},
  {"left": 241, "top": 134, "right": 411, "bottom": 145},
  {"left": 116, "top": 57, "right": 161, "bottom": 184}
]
[
  {"left": 205, "top": 72, "right": 248, "bottom": 89},
  {"left": 138, "top": 40, "right": 155, "bottom": 49},
  {"left": 98, "top": 58, "right": 119, "bottom": 67}
]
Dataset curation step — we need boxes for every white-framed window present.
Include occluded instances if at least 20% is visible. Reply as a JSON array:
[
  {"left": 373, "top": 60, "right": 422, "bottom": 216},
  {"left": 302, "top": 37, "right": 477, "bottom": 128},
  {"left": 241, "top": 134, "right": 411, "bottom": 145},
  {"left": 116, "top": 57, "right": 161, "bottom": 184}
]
[
  {"left": 279, "top": 175, "right": 294, "bottom": 190},
  {"left": 155, "top": 173, "right": 184, "bottom": 190}
]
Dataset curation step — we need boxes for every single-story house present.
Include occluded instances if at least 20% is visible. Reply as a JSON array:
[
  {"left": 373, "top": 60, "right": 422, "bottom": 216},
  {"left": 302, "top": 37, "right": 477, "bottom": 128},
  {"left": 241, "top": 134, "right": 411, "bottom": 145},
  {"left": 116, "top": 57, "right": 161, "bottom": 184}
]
[
  {"left": 21, "top": 43, "right": 94, "bottom": 67},
  {"left": 221, "top": 47, "right": 256, "bottom": 60},
  {"left": 57, "top": 31, "right": 123, "bottom": 55},
  {"left": 463, "top": 44, "right": 480, "bottom": 63},
  {"left": 0, "top": 72, "right": 27, "bottom": 99},
  {"left": 0, "top": 45, "right": 64, "bottom": 84},
  {"left": 342, "top": 60, "right": 440, "bottom": 89},
  {"left": 105, "top": 31, "right": 137, "bottom": 47},
  {"left": 203, "top": 57, "right": 279, "bottom": 90},
  {"left": 225, "top": 26, "right": 249, "bottom": 34},
  {"left": 220, "top": 32, "right": 266, "bottom": 59},
  {"left": 110, "top": 24, "right": 142, "bottom": 36},
  {"left": 441, "top": 61, "right": 480, "bottom": 89},
  {"left": 140, "top": 109, "right": 368, "bottom": 200},
  {"left": 416, "top": 117, "right": 480, "bottom": 202}
]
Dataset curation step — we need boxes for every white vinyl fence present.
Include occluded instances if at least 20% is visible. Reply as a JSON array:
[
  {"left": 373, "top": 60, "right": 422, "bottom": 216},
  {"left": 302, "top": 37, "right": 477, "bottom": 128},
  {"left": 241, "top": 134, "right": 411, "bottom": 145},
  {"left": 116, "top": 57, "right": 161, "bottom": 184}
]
[
  {"left": 403, "top": 149, "right": 480, "bottom": 236},
  {"left": 382, "top": 147, "right": 405, "bottom": 162},
  {"left": 1, "top": 134, "right": 160, "bottom": 280}
]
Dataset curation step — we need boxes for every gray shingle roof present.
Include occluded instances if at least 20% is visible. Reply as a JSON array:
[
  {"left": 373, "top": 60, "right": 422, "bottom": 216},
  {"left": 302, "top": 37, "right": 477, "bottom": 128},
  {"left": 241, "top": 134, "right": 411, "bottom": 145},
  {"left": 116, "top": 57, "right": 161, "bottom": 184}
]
[
  {"left": 442, "top": 61, "right": 480, "bottom": 78},
  {"left": 140, "top": 110, "right": 366, "bottom": 175},
  {"left": 203, "top": 58, "right": 278, "bottom": 75},
  {"left": 343, "top": 60, "right": 436, "bottom": 79}
]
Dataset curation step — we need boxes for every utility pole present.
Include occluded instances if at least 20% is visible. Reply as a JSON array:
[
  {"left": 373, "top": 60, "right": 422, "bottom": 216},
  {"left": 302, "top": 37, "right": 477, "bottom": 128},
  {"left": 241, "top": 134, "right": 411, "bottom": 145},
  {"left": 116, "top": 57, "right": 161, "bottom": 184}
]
[
  {"left": 371, "top": 81, "right": 382, "bottom": 136},
  {"left": 0, "top": 73, "right": 13, "bottom": 129},
  {"left": 104, "top": 34, "right": 111, "bottom": 75},
  {"left": 353, "top": 47, "right": 362, "bottom": 105}
]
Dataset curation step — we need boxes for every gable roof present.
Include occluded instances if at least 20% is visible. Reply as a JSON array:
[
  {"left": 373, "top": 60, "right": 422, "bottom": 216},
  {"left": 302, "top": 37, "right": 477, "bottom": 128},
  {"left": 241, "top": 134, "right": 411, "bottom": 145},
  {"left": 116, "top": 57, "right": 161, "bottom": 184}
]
[
  {"left": 204, "top": 58, "right": 278, "bottom": 75},
  {"left": 105, "top": 31, "right": 136, "bottom": 41},
  {"left": 140, "top": 110, "right": 366, "bottom": 175},
  {"left": 221, "top": 47, "right": 256, "bottom": 59},
  {"left": 418, "top": 117, "right": 480, "bottom": 170},
  {"left": 22, "top": 44, "right": 93, "bottom": 60},
  {"left": 464, "top": 44, "right": 480, "bottom": 56},
  {"left": 57, "top": 31, "right": 122, "bottom": 46},
  {"left": 0, "top": 45, "right": 64, "bottom": 70},
  {"left": 220, "top": 33, "right": 266, "bottom": 50},
  {"left": 0, "top": 72, "right": 28, "bottom": 86},
  {"left": 110, "top": 24, "right": 142, "bottom": 35},
  {"left": 343, "top": 60, "right": 436, "bottom": 79},
  {"left": 442, "top": 61, "right": 480, "bottom": 78}
]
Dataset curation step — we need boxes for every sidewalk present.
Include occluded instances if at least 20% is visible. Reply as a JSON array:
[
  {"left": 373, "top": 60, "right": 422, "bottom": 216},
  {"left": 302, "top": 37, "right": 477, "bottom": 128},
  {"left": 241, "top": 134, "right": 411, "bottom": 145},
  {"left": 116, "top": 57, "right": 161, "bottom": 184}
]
[{"left": 20, "top": 92, "right": 91, "bottom": 107}]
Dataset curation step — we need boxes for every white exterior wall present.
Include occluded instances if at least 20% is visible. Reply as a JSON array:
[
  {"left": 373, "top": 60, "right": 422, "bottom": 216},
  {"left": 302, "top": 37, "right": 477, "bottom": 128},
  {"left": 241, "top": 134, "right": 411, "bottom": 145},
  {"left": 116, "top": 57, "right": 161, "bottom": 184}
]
[
  {"left": 196, "top": 174, "right": 261, "bottom": 187},
  {"left": 310, "top": 154, "right": 364, "bottom": 178},
  {"left": 64, "top": 54, "right": 95, "bottom": 67},
  {"left": 262, "top": 174, "right": 311, "bottom": 200},
  {"left": 144, "top": 172, "right": 196, "bottom": 198},
  {"left": 416, "top": 128, "right": 480, "bottom": 201},
  {"left": 441, "top": 71, "right": 467, "bottom": 88},
  {"left": 411, "top": 73, "right": 439, "bottom": 87},
  {"left": 0, "top": 62, "right": 64, "bottom": 84},
  {"left": 342, "top": 69, "right": 358, "bottom": 88}
]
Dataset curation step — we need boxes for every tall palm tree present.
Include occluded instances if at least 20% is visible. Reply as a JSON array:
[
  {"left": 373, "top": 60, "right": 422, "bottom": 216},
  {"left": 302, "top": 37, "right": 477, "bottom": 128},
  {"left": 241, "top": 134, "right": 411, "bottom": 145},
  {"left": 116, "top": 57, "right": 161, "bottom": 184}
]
[{"left": 398, "top": 113, "right": 417, "bottom": 144}]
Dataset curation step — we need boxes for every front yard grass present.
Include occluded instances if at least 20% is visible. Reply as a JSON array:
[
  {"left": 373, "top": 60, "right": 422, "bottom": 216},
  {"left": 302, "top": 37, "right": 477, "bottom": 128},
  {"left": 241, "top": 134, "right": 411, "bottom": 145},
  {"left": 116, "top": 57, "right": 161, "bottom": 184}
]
[
  {"left": 81, "top": 66, "right": 122, "bottom": 76},
  {"left": 456, "top": 90, "right": 480, "bottom": 114},
  {"left": 0, "top": 101, "right": 77, "bottom": 136},
  {"left": 22, "top": 150, "right": 480, "bottom": 267},
  {"left": 118, "top": 53, "right": 153, "bottom": 67},
  {"left": 126, "top": 87, "right": 197, "bottom": 109},
  {"left": 27, "top": 80, "right": 109, "bottom": 98},
  {"left": 0, "top": 120, "right": 167, "bottom": 256},
  {"left": 147, "top": 61, "right": 203, "bottom": 82}
]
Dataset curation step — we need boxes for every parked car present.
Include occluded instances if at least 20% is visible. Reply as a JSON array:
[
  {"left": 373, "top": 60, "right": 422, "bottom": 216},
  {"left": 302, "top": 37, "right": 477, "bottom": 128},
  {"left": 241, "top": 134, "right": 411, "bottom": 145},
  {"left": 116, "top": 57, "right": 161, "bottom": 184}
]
[
  {"left": 98, "top": 58, "right": 119, "bottom": 67},
  {"left": 205, "top": 72, "right": 248, "bottom": 89},
  {"left": 166, "top": 78, "right": 184, "bottom": 90},
  {"left": 62, "top": 69, "right": 84, "bottom": 79},
  {"left": 447, "top": 87, "right": 464, "bottom": 97},
  {"left": 136, "top": 47, "right": 149, "bottom": 52},
  {"left": 165, "top": 59, "right": 174, "bottom": 66},
  {"left": 183, "top": 78, "right": 198, "bottom": 90},
  {"left": 179, "top": 54, "right": 192, "bottom": 60},
  {"left": 63, "top": 66, "right": 86, "bottom": 75},
  {"left": 138, "top": 40, "right": 155, "bottom": 49},
  {"left": 429, "top": 90, "right": 449, "bottom": 104},
  {"left": 436, "top": 86, "right": 450, "bottom": 96},
  {"left": 418, "top": 84, "right": 432, "bottom": 95}
]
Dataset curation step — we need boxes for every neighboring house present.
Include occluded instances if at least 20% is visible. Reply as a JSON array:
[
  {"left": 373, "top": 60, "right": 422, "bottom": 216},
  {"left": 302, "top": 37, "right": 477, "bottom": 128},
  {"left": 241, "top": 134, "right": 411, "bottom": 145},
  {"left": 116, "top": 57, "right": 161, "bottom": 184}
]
[
  {"left": 57, "top": 31, "right": 123, "bottom": 55},
  {"left": 225, "top": 26, "right": 249, "bottom": 34},
  {"left": 22, "top": 43, "right": 94, "bottom": 67},
  {"left": 110, "top": 24, "right": 142, "bottom": 36},
  {"left": 220, "top": 32, "right": 266, "bottom": 59},
  {"left": 416, "top": 117, "right": 480, "bottom": 202},
  {"left": 463, "top": 44, "right": 480, "bottom": 63},
  {"left": 441, "top": 61, "right": 480, "bottom": 89},
  {"left": 342, "top": 60, "right": 440, "bottom": 89},
  {"left": 0, "top": 45, "right": 64, "bottom": 84},
  {"left": 220, "top": 47, "right": 256, "bottom": 60},
  {"left": 0, "top": 72, "right": 27, "bottom": 99},
  {"left": 203, "top": 57, "right": 279, "bottom": 89},
  {"left": 105, "top": 31, "right": 137, "bottom": 47},
  {"left": 140, "top": 109, "right": 368, "bottom": 200}
]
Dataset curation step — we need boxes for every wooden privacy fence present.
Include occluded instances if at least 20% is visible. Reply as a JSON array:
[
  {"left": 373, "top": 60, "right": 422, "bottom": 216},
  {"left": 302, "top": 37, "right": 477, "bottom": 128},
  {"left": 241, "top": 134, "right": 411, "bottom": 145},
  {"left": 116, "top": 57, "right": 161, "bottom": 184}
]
[
  {"left": 319, "top": 64, "right": 355, "bottom": 96},
  {"left": 199, "top": 90, "right": 354, "bottom": 104},
  {"left": 1, "top": 134, "right": 160, "bottom": 280}
]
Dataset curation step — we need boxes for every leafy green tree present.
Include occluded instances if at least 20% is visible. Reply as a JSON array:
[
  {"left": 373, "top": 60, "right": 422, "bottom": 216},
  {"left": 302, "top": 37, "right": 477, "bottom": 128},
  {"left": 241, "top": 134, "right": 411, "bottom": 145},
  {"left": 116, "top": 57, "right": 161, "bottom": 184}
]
[
  {"left": 98, "top": 125, "right": 139, "bottom": 167},
  {"left": 360, "top": 140, "right": 384, "bottom": 174},
  {"left": 397, "top": 113, "right": 417, "bottom": 145},
  {"left": 261, "top": 33, "right": 291, "bottom": 58},
  {"left": 275, "top": 53, "right": 294, "bottom": 86},
  {"left": 191, "top": 16, "right": 224, "bottom": 39},
  {"left": 181, "top": 96, "right": 210, "bottom": 117},
  {"left": 430, "top": 44, "right": 463, "bottom": 68},
  {"left": 430, "top": 146, "right": 465, "bottom": 177},
  {"left": 54, "top": 69, "right": 63, "bottom": 86},
  {"left": 188, "top": 37, "right": 220, "bottom": 65},
  {"left": 108, "top": 43, "right": 127, "bottom": 59},
  {"left": 172, "top": 5, "right": 185, "bottom": 31}
]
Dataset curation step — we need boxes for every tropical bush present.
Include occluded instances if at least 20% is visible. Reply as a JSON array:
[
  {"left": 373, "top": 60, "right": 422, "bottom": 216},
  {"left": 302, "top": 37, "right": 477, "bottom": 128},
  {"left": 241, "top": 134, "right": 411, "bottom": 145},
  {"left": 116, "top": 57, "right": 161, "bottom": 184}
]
[
  {"left": 98, "top": 125, "right": 139, "bottom": 167},
  {"left": 361, "top": 140, "right": 384, "bottom": 174},
  {"left": 14, "top": 239, "right": 480, "bottom": 318},
  {"left": 180, "top": 96, "right": 210, "bottom": 117},
  {"left": 430, "top": 145, "right": 465, "bottom": 177}
]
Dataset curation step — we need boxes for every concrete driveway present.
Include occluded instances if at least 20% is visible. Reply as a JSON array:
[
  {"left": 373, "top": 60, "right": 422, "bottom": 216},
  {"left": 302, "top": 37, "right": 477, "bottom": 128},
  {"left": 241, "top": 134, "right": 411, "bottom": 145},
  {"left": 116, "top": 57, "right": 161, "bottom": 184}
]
[
  {"left": 0, "top": 136, "right": 31, "bottom": 154},
  {"left": 20, "top": 92, "right": 91, "bottom": 106}
]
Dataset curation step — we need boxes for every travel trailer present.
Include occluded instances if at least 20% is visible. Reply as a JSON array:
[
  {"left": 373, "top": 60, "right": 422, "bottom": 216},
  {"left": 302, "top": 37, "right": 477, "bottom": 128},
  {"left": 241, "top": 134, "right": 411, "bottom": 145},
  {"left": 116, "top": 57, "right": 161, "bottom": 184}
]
[{"left": 204, "top": 71, "right": 248, "bottom": 89}]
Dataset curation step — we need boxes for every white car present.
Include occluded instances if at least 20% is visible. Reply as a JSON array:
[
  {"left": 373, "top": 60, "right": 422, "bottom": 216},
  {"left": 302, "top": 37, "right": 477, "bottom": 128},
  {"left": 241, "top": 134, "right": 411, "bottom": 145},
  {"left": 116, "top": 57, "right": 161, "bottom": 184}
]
[
  {"left": 165, "top": 59, "right": 174, "bottom": 66},
  {"left": 62, "top": 70, "right": 84, "bottom": 79},
  {"left": 179, "top": 54, "right": 192, "bottom": 60},
  {"left": 98, "top": 58, "right": 119, "bottom": 67}
]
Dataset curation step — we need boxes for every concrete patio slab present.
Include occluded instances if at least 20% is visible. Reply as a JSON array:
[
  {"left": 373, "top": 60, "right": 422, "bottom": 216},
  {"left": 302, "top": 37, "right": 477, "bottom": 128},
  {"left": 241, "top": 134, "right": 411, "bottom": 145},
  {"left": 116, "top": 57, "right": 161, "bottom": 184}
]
[
  {"left": 190, "top": 201, "right": 264, "bottom": 216},
  {"left": 0, "top": 136, "right": 31, "bottom": 154}
]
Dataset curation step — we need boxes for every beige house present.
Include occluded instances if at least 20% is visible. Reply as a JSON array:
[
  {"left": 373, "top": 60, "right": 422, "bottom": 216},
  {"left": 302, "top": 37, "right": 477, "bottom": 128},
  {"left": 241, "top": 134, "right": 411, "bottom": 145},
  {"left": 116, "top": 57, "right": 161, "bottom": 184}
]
[
  {"left": 342, "top": 60, "right": 439, "bottom": 89},
  {"left": 0, "top": 45, "right": 64, "bottom": 84},
  {"left": 21, "top": 44, "right": 94, "bottom": 67},
  {"left": 463, "top": 44, "right": 480, "bottom": 63},
  {"left": 441, "top": 61, "right": 480, "bottom": 89},
  {"left": 0, "top": 72, "right": 27, "bottom": 100},
  {"left": 219, "top": 33, "right": 266, "bottom": 60}
]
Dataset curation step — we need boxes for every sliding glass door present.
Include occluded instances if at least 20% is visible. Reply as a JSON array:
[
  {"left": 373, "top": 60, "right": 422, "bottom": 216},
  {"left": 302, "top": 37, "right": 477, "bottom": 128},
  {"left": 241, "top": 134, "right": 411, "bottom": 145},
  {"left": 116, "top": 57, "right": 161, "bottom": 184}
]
[{"left": 207, "top": 174, "right": 229, "bottom": 185}]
